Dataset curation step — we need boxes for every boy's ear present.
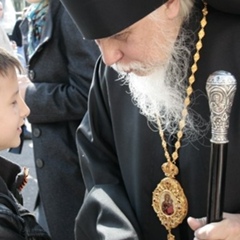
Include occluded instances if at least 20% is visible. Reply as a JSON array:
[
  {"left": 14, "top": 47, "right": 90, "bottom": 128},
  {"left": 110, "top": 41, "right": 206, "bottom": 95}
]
[{"left": 164, "top": 0, "right": 180, "bottom": 19}]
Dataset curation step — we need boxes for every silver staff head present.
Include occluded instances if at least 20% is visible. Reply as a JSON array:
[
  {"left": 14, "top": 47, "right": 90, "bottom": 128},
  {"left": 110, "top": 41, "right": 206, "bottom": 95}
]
[{"left": 206, "top": 70, "right": 237, "bottom": 144}]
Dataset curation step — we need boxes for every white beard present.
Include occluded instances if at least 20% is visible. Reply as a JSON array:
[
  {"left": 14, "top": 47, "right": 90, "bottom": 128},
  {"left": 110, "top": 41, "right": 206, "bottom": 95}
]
[
  {"left": 126, "top": 67, "right": 185, "bottom": 135},
  {"left": 113, "top": 29, "right": 209, "bottom": 142}
]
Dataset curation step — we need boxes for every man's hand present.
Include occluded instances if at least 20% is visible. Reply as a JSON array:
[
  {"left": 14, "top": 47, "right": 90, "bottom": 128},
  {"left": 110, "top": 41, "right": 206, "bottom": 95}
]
[{"left": 188, "top": 213, "right": 240, "bottom": 240}]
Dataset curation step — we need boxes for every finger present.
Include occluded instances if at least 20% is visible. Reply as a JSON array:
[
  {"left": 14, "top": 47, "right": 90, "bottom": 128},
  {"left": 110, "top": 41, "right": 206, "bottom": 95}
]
[
  {"left": 187, "top": 216, "right": 206, "bottom": 231},
  {"left": 195, "top": 221, "right": 227, "bottom": 240}
]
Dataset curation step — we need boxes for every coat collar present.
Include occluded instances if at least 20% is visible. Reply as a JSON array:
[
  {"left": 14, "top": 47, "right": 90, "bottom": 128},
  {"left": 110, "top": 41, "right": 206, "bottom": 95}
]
[{"left": 20, "top": 0, "right": 61, "bottom": 62}]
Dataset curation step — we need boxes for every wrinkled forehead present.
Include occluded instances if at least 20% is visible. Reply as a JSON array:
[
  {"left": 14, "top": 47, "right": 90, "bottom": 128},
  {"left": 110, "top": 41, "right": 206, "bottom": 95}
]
[{"left": 60, "top": 0, "right": 167, "bottom": 40}]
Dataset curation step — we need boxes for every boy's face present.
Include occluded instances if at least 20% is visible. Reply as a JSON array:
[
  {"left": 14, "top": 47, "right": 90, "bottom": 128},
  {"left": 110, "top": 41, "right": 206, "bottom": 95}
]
[{"left": 0, "top": 69, "right": 30, "bottom": 150}]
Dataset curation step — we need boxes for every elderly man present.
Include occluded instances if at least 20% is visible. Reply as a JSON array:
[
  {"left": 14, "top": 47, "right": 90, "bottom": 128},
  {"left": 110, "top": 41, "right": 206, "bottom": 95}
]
[{"left": 61, "top": 0, "right": 240, "bottom": 239}]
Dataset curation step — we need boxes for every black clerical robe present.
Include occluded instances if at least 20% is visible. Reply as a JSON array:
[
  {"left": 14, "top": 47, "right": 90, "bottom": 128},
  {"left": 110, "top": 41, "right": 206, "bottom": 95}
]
[{"left": 75, "top": 2, "right": 240, "bottom": 240}]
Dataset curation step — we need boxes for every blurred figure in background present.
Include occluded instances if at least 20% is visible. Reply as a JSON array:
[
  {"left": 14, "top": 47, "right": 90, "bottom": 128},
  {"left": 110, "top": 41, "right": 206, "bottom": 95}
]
[
  {"left": 9, "top": 7, "right": 28, "bottom": 70},
  {"left": 0, "top": 1, "right": 3, "bottom": 21},
  {"left": 0, "top": 0, "right": 16, "bottom": 35},
  {"left": 19, "top": 0, "right": 100, "bottom": 239},
  {"left": 0, "top": 23, "right": 14, "bottom": 54},
  {"left": 0, "top": 1, "right": 15, "bottom": 55}
]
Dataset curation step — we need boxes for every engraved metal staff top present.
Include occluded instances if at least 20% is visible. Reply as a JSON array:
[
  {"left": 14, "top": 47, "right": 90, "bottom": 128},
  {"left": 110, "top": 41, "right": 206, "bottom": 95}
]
[{"left": 206, "top": 70, "right": 237, "bottom": 223}]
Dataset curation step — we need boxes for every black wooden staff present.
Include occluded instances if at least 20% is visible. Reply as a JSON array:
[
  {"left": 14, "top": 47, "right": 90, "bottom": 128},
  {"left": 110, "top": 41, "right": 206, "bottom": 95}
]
[{"left": 206, "top": 70, "right": 237, "bottom": 223}]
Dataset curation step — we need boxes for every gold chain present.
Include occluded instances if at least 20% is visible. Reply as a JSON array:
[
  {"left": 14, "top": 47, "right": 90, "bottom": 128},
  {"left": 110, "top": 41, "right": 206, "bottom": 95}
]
[
  {"left": 157, "top": 2, "right": 208, "bottom": 166},
  {"left": 152, "top": 3, "right": 208, "bottom": 240}
]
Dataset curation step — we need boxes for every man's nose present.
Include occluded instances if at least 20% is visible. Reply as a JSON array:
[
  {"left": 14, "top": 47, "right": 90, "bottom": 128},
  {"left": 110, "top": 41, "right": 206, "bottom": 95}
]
[{"left": 96, "top": 39, "right": 123, "bottom": 66}]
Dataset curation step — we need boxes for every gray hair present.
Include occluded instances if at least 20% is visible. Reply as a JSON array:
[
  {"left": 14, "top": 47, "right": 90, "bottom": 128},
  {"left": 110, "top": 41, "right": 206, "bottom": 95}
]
[
  {"left": 179, "top": 0, "right": 194, "bottom": 20},
  {"left": 149, "top": 0, "right": 194, "bottom": 22}
]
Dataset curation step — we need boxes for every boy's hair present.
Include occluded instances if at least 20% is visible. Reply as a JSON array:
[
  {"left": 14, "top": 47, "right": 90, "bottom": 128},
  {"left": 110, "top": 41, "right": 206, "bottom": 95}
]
[{"left": 0, "top": 47, "right": 23, "bottom": 77}]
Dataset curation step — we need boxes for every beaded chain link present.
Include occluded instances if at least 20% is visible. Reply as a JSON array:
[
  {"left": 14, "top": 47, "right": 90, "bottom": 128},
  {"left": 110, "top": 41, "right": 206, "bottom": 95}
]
[{"left": 157, "top": 2, "right": 208, "bottom": 166}]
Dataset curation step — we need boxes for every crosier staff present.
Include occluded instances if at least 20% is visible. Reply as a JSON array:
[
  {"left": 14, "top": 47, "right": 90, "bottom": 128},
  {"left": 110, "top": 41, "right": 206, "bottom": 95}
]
[{"left": 206, "top": 70, "right": 237, "bottom": 223}]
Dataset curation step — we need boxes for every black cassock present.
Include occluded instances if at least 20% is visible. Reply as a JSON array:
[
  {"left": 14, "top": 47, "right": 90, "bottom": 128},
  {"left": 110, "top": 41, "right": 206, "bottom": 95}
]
[{"left": 75, "top": 2, "right": 240, "bottom": 240}]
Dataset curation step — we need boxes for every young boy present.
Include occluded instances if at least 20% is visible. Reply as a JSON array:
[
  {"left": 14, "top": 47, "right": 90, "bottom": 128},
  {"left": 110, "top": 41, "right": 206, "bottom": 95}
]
[{"left": 0, "top": 47, "right": 51, "bottom": 239}]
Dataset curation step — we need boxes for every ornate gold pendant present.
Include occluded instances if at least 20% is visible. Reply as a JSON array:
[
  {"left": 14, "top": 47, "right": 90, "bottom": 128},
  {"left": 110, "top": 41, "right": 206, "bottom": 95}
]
[{"left": 152, "top": 173, "right": 188, "bottom": 240}]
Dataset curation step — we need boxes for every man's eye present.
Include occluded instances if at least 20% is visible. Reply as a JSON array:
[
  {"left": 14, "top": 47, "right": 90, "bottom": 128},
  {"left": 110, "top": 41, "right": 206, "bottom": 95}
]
[{"left": 114, "top": 32, "right": 129, "bottom": 41}]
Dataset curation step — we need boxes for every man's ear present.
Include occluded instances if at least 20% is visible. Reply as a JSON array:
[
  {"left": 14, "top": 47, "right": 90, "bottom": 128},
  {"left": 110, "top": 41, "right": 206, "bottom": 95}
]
[{"left": 164, "top": 0, "right": 180, "bottom": 19}]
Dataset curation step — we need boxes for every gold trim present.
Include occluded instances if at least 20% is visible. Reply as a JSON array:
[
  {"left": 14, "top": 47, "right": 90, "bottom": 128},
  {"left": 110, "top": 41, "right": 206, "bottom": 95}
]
[{"left": 152, "top": 177, "right": 188, "bottom": 229}]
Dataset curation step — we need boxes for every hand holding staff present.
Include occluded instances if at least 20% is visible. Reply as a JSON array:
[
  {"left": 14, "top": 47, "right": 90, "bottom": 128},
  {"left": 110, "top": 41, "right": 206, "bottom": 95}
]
[{"left": 206, "top": 70, "right": 237, "bottom": 223}]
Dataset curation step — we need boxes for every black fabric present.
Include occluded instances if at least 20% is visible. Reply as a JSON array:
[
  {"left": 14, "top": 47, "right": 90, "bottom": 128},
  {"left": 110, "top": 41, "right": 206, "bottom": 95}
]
[
  {"left": 60, "top": 0, "right": 167, "bottom": 39},
  {"left": 75, "top": 3, "right": 240, "bottom": 240},
  {"left": 0, "top": 156, "right": 28, "bottom": 204},
  {"left": 205, "top": 0, "right": 240, "bottom": 14},
  {"left": 0, "top": 157, "right": 51, "bottom": 240},
  {"left": 75, "top": 186, "right": 141, "bottom": 239},
  {"left": 60, "top": 0, "right": 240, "bottom": 39},
  {"left": 0, "top": 157, "right": 21, "bottom": 189},
  {"left": 9, "top": 19, "right": 23, "bottom": 47}
]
